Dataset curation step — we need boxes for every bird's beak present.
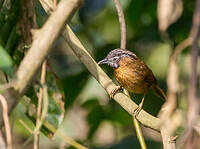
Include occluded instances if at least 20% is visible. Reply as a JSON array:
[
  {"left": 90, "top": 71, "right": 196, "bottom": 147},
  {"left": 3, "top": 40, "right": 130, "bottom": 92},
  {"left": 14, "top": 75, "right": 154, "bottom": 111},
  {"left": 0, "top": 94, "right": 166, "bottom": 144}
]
[{"left": 98, "top": 58, "right": 108, "bottom": 65}]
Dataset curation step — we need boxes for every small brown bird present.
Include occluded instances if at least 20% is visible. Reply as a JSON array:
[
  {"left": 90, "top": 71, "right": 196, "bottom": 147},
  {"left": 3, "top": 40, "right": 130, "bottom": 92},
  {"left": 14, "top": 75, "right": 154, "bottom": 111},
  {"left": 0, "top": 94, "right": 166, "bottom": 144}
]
[{"left": 98, "top": 48, "right": 166, "bottom": 114}]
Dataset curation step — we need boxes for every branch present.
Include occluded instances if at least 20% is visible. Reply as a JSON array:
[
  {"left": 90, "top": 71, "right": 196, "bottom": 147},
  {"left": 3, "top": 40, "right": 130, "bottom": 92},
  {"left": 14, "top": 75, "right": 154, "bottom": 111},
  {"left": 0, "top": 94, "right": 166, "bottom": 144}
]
[
  {"left": 40, "top": 0, "right": 161, "bottom": 143},
  {"left": 34, "top": 61, "right": 47, "bottom": 149},
  {"left": 0, "top": 94, "right": 12, "bottom": 149},
  {"left": 187, "top": 0, "right": 200, "bottom": 129},
  {"left": 62, "top": 25, "right": 161, "bottom": 131},
  {"left": 43, "top": 121, "right": 88, "bottom": 149},
  {"left": 0, "top": 0, "right": 82, "bottom": 128},
  {"left": 19, "top": 119, "right": 88, "bottom": 149},
  {"left": 133, "top": 117, "right": 147, "bottom": 149},
  {"left": 39, "top": 0, "right": 161, "bottom": 131},
  {"left": 113, "top": 0, "right": 126, "bottom": 49},
  {"left": 186, "top": 0, "right": 200, "bottom": 147},
  {"left": 160, "top": 127, "right": 176, "bottom": 149},
  {"left": 160, "top": 0, "right": 200, "bottom": 148},
  {"left": 16, "top": 0, "right": 83, "bottom": 95},
  {"left": 112, "top": 1, "right": 147, "bottom": 147}
]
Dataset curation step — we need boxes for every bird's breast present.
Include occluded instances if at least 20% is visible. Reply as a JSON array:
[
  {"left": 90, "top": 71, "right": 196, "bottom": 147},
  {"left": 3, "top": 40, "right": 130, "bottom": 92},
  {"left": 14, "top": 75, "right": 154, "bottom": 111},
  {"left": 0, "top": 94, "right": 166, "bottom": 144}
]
[{"left": 114, "top": 57, "right": 151, "bottom": 94}]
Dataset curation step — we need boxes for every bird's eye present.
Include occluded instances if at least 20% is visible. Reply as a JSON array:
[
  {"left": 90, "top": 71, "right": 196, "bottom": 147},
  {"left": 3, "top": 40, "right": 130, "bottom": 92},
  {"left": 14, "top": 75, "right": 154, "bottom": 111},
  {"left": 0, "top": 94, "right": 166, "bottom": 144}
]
[{"left": 113, "top": 58, "right": 117, "bottom": 61}]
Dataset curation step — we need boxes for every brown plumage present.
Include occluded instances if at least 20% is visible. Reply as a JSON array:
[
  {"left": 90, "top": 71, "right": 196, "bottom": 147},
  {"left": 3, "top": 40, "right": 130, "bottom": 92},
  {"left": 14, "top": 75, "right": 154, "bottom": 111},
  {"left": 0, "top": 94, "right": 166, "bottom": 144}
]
[{"left": 98, "top": 48, "right": 166, "bottom": 100}]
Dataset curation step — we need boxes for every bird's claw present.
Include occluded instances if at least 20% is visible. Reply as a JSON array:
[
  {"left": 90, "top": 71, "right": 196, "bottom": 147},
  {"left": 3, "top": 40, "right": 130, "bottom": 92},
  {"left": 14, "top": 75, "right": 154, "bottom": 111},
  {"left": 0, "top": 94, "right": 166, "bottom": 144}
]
[
  {"left": 133, "top": 98, "right": 144, "bottom": 118},
  {"left": 110, "top": 86, "right": 123, "bottom": 99},
  {"left": 133, "top": 106, "right": 142, "bottom": 118}
]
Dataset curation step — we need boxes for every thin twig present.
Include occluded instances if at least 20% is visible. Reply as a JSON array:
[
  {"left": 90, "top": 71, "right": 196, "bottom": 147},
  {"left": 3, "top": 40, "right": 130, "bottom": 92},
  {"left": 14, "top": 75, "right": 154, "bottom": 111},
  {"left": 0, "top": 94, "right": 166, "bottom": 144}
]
[
  {"left": 166, "top": 37, "right": 192, "bottom": 115},
  {"left": 34, "top": 85, "right": 49, "bottom": 149},
  {"left": 43, "top": 121, "right": 88, "bottom": 149},
  {"left": 112, "top": 0, "right": 126, "bottom": 49},
  {"left": 19, "top": 120, "right": 34, "bottom": 149},
  {"left": 133, "top": 118, "right": 147, "bottom": 149},
  {"left": 19, "top": 120, "right": 33, "bottom": 134},
  {"left": 112, "top": 1, "right": 147, "bottom": 148},
  {"left": 19, "top": 119, "right": 88, "bottom": 149},
  {"left": 21, "top": 136, "right": 33, "bottom": 149},
  {"left": 0, "top": 94, "right": 12, "bottom": 149},
  {"left": 34, "top": 60, "right": 47, "bottom": 149},
  {"left": 123, "top": 90, "right": 147, "bottom": 149}
]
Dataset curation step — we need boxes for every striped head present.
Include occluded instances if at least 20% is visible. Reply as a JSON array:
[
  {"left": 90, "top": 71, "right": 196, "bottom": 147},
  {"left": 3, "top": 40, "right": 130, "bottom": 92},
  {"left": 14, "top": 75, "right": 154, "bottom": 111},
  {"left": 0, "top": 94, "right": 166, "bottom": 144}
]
[{"left": 98, "top": 48, "right": 137, "bottom": 69}]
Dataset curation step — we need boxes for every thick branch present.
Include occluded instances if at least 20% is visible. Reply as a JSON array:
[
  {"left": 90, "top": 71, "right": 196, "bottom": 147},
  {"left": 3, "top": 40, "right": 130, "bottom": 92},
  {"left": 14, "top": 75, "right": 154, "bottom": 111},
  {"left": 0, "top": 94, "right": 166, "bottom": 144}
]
[
  {"left": 0, "top": 0, "right": 82, "bottom": 128},
  {"left": 16, "top": 0, "right": 82, "bottom": 95}
]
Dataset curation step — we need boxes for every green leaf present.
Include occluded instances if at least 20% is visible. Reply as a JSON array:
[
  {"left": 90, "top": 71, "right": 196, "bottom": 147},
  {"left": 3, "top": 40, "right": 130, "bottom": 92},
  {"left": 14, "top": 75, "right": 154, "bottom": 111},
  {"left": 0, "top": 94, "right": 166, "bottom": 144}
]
[
  {"left": 45, "top": 96, "right": 63, "bottom": 128},
  {"left": 0, "top": 45, "right": 13, "bottom": 75}
]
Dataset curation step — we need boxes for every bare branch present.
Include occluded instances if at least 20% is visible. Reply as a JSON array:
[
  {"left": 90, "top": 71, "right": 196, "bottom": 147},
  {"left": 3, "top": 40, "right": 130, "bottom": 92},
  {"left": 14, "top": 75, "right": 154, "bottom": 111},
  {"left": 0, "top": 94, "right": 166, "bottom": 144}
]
[
  {"left": 112, "top": 0, "right": 126, "bottom": 49},
  {"left": 62, "top": 25, "right": 161, "bottom": 131},
  {"left": 19, "top": 119, "right": 88, "bottom": 149},
  {"left": 187, "top": 0, "right": 200, "bottom": 129},
  {"left": 160, "top": 0, "right": 200, "bottom": 148},
  {"left": 186, "top": 0, "right": 200, "bottom": 148},
  {"left": 34, "top": 60, "right": 47, "bottom": 149},
  {"left": 0, "top": 94, "right": 12, "bottom": 149}
]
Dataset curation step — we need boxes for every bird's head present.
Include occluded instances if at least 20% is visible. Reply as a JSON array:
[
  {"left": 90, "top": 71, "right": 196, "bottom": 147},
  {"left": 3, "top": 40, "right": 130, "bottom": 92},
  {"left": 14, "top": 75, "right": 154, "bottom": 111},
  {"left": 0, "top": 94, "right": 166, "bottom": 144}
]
[{"left": 98, "top": 48, "right": 137, "bottom": 69}]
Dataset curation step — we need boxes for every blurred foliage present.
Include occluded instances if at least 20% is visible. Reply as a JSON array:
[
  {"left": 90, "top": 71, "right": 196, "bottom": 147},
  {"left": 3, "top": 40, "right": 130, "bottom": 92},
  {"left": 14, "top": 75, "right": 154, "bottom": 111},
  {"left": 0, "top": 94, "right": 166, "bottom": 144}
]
[
  {"left": 0, "top": 0, "right": 199, "bottom": 148},
  {"left": 0, "top": 45, "right": 13, "bottom": 75}
]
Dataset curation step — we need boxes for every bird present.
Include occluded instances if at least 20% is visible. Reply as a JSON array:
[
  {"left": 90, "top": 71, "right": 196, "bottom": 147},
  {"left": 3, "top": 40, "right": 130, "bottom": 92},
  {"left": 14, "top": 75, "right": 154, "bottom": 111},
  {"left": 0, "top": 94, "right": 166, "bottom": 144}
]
[{"left": 98, "top": 48, "right": 166, "bottom": 115}]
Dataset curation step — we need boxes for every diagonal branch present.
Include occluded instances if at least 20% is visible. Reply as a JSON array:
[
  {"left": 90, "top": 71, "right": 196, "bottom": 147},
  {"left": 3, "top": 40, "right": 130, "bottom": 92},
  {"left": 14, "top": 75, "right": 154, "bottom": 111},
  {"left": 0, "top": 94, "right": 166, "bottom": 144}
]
[
  {"left": 62, "top": 25, "right": 161, "bottom": 131},
  {"left": 15, "top": 0, "right": 83, "bottom": 95},
  {"left": 39, "top": 0, "right": 162, "bottom": 131}
]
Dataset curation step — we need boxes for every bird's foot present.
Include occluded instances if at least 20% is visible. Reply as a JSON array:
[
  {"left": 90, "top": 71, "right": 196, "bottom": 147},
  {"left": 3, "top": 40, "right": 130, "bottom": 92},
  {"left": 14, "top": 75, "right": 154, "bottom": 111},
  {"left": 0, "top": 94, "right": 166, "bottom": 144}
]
[
  {"left": 134, "top": 104, "right": 143, "bottom": 118},
  {"left": 133, "top": 97, "right": 145, "bottom": 118},
  {"left": 110, "top": 86, "right": 123, "bottom": 99}
]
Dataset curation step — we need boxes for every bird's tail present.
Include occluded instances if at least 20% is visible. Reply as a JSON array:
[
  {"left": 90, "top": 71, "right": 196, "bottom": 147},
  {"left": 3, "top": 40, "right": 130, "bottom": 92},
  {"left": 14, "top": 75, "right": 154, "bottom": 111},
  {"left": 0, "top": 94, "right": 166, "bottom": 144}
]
[{"left": 152, "top": 84, "right": 167, "bottom": 100}]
